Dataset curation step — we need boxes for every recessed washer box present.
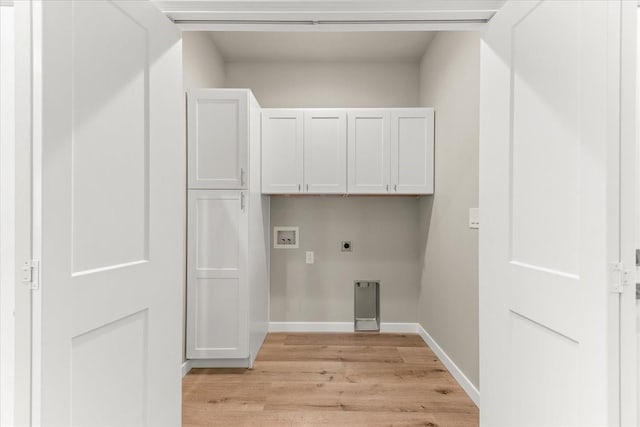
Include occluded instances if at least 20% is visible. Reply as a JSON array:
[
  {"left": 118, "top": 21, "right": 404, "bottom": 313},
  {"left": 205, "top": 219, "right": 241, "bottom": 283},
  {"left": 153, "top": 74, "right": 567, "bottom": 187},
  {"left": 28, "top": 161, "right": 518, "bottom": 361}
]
[{"left": 273, "top": 226, "right": 299, "bottom": 249}]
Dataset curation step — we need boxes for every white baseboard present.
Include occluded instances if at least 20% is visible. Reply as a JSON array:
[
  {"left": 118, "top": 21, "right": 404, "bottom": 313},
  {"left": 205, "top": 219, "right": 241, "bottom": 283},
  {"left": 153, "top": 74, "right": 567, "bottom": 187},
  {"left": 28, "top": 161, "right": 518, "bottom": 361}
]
[
  {"left": 416, "top": 324, "right": 480, "bottom": 407},
  {"left": 268, "top": 321, "right": 420, "bottom": 333},
  {"left": 181, "top": 360, "right": 192, "bottom": 377},
  {"left": 379, "top": 322, "right": 418, "bottom": 333},
  {"left": 189, "top": 358, "right": 251, "bottom": 369},
  {"left": 269, "top": 322, "right": 353, "bottom": 332}
]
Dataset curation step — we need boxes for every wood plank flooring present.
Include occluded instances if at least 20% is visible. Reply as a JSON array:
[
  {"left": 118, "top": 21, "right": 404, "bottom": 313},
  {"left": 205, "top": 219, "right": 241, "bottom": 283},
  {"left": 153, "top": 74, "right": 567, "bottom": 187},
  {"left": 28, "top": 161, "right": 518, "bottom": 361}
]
[{"left": 183, "top": 333, "right": 478, "bottom": 426}]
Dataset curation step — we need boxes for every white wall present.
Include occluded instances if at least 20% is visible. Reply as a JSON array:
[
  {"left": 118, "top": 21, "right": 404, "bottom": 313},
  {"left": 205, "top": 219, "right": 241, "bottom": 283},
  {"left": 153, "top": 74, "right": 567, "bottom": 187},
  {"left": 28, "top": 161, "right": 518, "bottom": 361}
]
[
  {"left": 418, "top": 32, "right": 481, "bottom": 388},
  {"left": 225, "top": 61, "right": 420, "bottom": 108},
  {"left": 0, "top": 5, "right": 15, "bottom": 425},
  {"left": 226, "top": 60, "right": 422, "bottom": 322},
  {"left": 183, "top": 32, "right": 225, "bottom": 89}
]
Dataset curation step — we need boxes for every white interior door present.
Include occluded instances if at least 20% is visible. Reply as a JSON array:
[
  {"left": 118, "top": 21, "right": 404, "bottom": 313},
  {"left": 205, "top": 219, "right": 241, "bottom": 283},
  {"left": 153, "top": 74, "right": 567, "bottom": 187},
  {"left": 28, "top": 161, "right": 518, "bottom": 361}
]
[
  {"left": 26, "top": 1, "right": 183, "bottom": 425},
  {"left": 480, "top": 1, "right": 634, "bottom": 426}
]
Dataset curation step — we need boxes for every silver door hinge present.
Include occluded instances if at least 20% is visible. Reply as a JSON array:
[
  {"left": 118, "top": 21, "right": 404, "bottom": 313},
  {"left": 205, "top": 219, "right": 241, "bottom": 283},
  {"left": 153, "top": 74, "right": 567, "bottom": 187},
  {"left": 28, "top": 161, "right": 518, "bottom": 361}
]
[
  {"left": 610, "top": 262, "right": 632, "bottom": 294},
  {"left": 21, "top": 260, "right": 39, "bottom": 290}
]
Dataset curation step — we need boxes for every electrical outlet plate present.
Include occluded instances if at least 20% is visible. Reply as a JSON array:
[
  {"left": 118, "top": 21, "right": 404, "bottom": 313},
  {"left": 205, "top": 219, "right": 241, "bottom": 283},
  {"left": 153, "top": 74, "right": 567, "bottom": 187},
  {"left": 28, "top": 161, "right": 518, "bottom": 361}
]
[{"left": 274, "top": 226, "right": 299, "bottom": 248}]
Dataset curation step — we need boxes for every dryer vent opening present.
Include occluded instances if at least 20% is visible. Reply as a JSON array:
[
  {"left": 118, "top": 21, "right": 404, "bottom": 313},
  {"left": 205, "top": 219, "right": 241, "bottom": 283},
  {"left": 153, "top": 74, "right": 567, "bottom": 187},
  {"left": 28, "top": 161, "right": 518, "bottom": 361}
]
[{"left": 354, "top": 281, "right": 380, "bottom": 332}]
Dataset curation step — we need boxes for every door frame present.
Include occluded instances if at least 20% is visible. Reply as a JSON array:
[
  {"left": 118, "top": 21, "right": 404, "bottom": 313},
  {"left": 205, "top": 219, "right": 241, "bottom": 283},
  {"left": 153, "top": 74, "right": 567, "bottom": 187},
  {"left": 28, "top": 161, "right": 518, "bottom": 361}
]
[
  {"left": 10, "top": 0, "right": 638, "bottom": 425},
  {"left": 9, "top": 1, "right": 34, "bottom": 426},
  {"left": 621, "top": 2, "right": 640, "bottom": 425},
  {"left": 0, "top": 3, "right": 16, "bottom": 425}
]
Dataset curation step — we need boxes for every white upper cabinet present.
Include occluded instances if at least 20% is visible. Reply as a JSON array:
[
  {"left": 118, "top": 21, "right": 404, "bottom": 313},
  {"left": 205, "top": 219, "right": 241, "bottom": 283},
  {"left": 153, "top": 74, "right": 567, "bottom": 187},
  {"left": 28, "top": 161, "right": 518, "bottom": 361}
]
[
  {"left": 188, "top": 89, "right": 248, "bottom": 189},
  {"left": 261, "top": 110, "right": 304, "bottom": 194},
  {"left": 347, "top": 110, "right": 391, "bottom": 194},
  {"left": 391, "top": 109, "right": 434, "bottom": 194},
  {"left": 304, "top": 110, "right": 347, "bottom": 194},
  {"left": 261, "top": 107, "right": 433, "bottom": 195}
]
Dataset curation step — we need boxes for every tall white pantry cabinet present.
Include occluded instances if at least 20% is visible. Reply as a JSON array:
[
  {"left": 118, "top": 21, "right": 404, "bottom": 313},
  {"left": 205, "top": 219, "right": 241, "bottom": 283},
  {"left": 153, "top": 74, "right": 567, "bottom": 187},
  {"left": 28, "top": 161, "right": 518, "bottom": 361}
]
[{"left": 186, "top": 89, "right": 269, "bottom": 367}]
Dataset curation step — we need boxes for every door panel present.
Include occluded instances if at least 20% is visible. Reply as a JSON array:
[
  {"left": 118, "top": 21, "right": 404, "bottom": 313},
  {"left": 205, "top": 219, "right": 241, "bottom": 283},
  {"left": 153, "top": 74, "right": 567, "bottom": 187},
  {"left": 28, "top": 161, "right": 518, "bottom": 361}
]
[
  {"left": 261, "top": 110, "right": 303, "bottom": 194},
  {"left": 71, "top": 1, "right": 149, "bottom": 274},
  {"left": 71, "top": 310, "right": 148, "bottom": 427},
  {"left": 347, "top": 110, "right": 390, "bottom": 194},
  {"left": 195, "top": 278, "right": 241, "bottom": 350},
  {"left": 187, "top": 190, "right": 248, "bottom": 359},
  {"left": 391, "top": 109, "right": 434, "bottom": 194},
  {"left": 304, "top": 110, "right": 347, "bottom": 194},
  {"left": 32, "top": 1, "right": 183, "bottom": 425},
  {"left": 479, "top": 1, "right": 627, "bottom": 426},
  {"left": 188, "top": 90, "right": 247, "bottom": 189}
]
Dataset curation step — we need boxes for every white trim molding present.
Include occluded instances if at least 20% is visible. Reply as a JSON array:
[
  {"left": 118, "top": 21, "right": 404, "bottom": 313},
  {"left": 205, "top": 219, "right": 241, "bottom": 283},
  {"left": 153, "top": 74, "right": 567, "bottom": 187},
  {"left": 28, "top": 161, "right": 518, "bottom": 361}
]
[
  {"left": 269, "top": 321, "right": 353, "bottom": 333},
  {"left": 153, "top": 0, "right": 504, "bottom": 31},
  {"left": 183, "top": 357, "right": 252, "bottom": 376},
  {"left": 417, "top": 324, "right": 480, "bottom": 407},
  {"left": 268, "top": 322, "right": 420, "bottom": 333},
  {"left": 182, "top": 360, "right": 192, "bottom": 377},
  {"left": 379, "top": 322, "right": 418, "bottom": 333}
]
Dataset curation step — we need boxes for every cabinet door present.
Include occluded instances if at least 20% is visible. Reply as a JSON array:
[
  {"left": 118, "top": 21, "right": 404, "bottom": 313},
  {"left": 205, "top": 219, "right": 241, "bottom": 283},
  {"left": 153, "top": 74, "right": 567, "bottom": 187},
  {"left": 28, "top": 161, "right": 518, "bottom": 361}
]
[
  {"left": 304, "top": 110, "right": 347, "bottom": 194},
  {"left": 188, "top": 89, "right": 248, "bottom": 189},
  {"left": 261, "top": 110, "right": 303, "bottom": 194},
  {"left": 347, "top": 110, "right": 391, "bottom": 194},
  {"left": 187, "top": 190, "right": 248, "bottom": 359},
  {"left": 390, "top": 109, "right": 434, "bottom": 194}
]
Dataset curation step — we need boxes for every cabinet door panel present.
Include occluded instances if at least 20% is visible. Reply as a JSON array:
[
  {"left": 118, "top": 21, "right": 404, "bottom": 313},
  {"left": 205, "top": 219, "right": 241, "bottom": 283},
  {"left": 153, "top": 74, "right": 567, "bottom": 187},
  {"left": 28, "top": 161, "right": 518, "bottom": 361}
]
[
  {"left": 304, "top": 110, "right": 347, "bottom": 194},
  {"left": 187, "top": 190, "right": 248, "bottom": 359},
  {"left": 348, "top": 111, "right": 390, "bottom": 194},
  {"left": 391, "top": 109, "right": 434, "bottom": 194},
  {"left": 188, "top": 90, "right": 248, "bottom": 189},
  {"left": 261, "top": 110, "right": 303, "bottom": 194}
]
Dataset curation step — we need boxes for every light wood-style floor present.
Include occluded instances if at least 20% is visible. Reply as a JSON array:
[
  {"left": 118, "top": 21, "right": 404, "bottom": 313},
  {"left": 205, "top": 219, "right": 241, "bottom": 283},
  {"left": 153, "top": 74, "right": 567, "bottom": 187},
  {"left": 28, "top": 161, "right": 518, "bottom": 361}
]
[{"left": 183, "top": 333, "right": 478, "bottom": 426}]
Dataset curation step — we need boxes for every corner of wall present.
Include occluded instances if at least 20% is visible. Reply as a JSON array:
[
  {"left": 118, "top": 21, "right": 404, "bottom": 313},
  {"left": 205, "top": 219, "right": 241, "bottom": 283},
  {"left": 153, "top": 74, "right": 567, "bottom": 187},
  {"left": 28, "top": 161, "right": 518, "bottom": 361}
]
[
  {"left": 416, "top": 31, "right": 481, "bottom": 390},
  {"left": 182, "top": 32, "right": 226, "bottom": 89}
]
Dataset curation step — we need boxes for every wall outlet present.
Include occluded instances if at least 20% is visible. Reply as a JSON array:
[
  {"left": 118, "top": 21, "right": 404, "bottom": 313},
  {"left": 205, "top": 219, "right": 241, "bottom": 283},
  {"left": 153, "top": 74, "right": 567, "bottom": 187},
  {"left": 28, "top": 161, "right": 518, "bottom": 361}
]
[
  {"left": 469, "top": 208, "right": 479, "bottom": 229},
  {"left": 306, "top": 251, "right": 314, "bottom": 264}
]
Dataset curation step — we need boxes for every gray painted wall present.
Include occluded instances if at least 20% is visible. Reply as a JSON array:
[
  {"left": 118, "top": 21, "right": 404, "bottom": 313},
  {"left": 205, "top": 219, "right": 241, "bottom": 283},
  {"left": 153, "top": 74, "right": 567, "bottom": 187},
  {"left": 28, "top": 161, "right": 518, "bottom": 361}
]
[
  {"left": 183, "top": 33, "right": 225, "bottom": 89},
  {"left": 418, "top": 32, "right": 480, "bottom": 388},
  {"left": 270, "top": 197, "right": 420, "bottom": 322},
  {"left": 225, "top": 61, "right": 420, "bottom": 108},
  {"left": 226, "top": 60, "right": 422, "bottom": 322}
]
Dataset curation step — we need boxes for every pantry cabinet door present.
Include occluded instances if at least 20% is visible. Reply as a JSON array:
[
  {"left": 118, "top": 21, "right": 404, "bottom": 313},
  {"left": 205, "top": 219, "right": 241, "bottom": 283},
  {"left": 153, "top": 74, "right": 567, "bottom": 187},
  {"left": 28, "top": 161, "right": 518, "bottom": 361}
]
[
  {"left": 390, "top": 109, "right": 434, "bottom": 194},
  {"left": 347, "top": 110, "right": 391, "bottom": 194},
  {"left": 187, "top": 190, "right": 248, "bottom": 359},
  {"left": 304, "top": 110, "right": 347, "bottom": 194},
  {"left": 261, "top": 110, "right": 304, "bottom": 194},
  {"left": 188, "top": 89, "right": 248, "bottom": 189}
]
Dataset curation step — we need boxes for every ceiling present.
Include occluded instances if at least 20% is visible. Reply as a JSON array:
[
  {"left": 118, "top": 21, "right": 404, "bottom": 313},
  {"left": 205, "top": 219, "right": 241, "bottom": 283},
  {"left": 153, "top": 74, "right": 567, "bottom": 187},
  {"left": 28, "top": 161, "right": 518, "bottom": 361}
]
[{"left": 209, "top": 32, "right": 436, "bottom": 62}]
